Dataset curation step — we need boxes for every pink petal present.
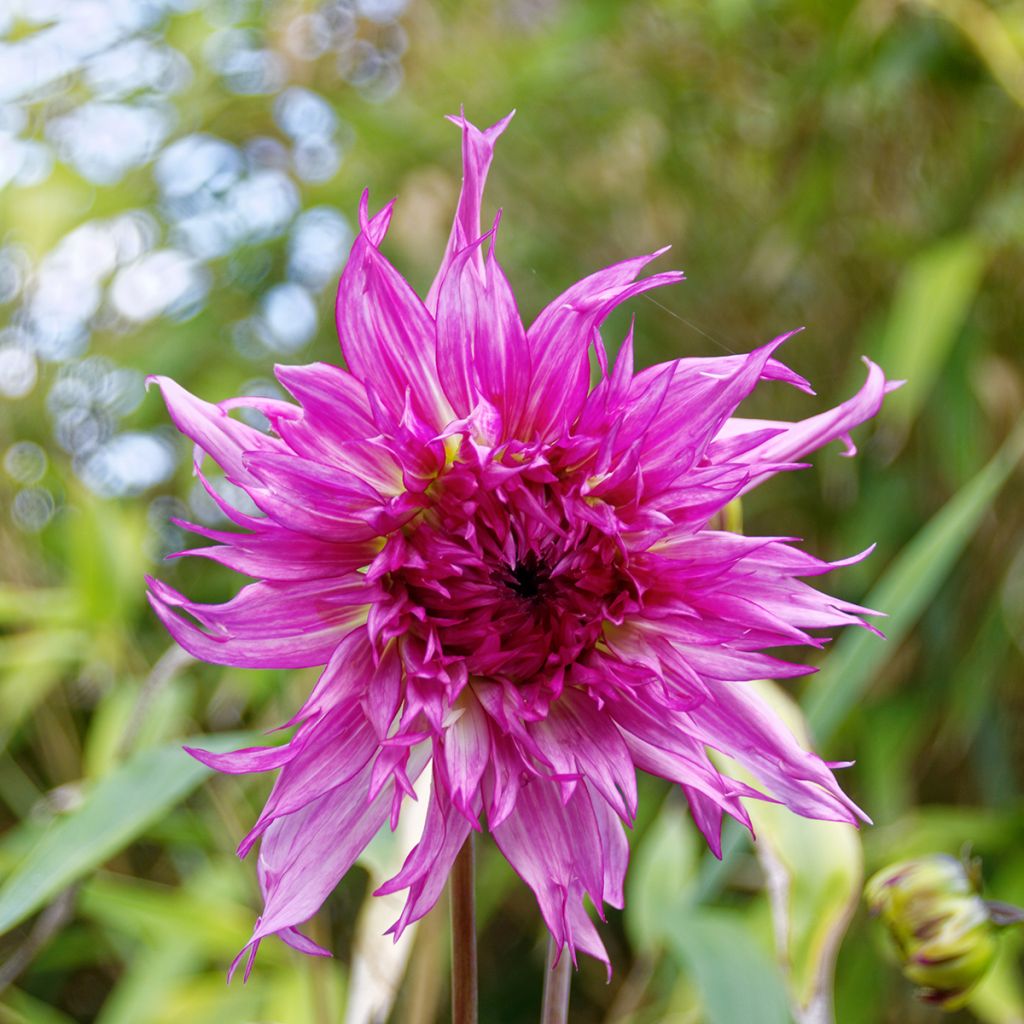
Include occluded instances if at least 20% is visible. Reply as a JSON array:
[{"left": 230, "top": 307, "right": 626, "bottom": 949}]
[
  {"left": 491, "top": 778, "right": 624, "bottom": 968},
  {"left": 721, "top": 357, "right": 892, "bottom": 493},
  {"left": 242, "top": 450, "right": 390, "bottom": 541},
  {"left": 274, "top": 361, "right": 377, "bottom": 441},
  {"left": 245, "top": 743, "right": 431, "bottom": 950},
  {"left": 529, "top": 688, "right": 638, "bottom": 823},
  {"left": 425, "top": 109, "right": 516, "bottom": 314},
  {"left": 435, "top": 226, "right": 530, "bottom": 431},
  {"left": 523, "top": 251, "right": 684, "bottom": 439},
  {"left": 374, "top": 775, "right": 475, "bottom": 938},
  {"left": 639, "top": 330, "right": 804, "bottom": 478},
  {"left": 336, "top": 193, "right": 451, "bottom": 429},
  {"left": 169, "top": 518, "right": 378, "bottom": 581},
  {"left": 239, "top": 698, "right": 379, "bottom": 857},
  {"left": 147, "top": 375, "right": 283, "bottom": 484},
  {"left": 146, "top": 575, "right": 371, "bottom": 668},
  {"left": 436, "top": 694, "right": 491, "bottom": 822}
]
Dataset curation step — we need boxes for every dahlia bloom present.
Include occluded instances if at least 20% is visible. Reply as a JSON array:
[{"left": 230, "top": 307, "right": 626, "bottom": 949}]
[{"left": 148, "top": 112, "right": 892, "bottom": 977}]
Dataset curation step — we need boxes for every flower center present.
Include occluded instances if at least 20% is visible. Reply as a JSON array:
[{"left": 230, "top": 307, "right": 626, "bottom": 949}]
[
  {"left": 498, "top": 551, "right": 552, "bottom": 602},
  {"left": 369, "top": 442, "right": 639, "bottom": 687}
]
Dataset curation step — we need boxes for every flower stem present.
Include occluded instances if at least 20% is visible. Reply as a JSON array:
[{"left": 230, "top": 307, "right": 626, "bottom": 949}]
[
  {"left": 539, "top": 935, "right": 571, "bottom": 1024},
  {"left": 450, "top": 834, "right": 478, "bottom": 1024}
]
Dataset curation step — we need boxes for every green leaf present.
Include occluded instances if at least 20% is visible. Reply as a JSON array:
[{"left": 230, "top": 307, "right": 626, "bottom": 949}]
[
  {"left": 0, "top": 987, "right": 77, "bottom": 1024},
  {"left": 739, "top": 683, "right": 863, "bottom": 1024},
  {"left": 875, "top": 234, "right": 987, "bottom": 436},
  {"left": 804, "top": 417, "right": 1024, "bottom": 744},
  {"left": 78, "top": 870, "right": 253, "bottom": 956},
  {"left": 665, "top": 909, "right": 792, "bottom": 1024},
  {"left": 624, "top": 795, "right": 698, "bottom": 950},
  {"left": 0, "top": 732, "right": 253, "bottom": 935},
  {"left": 967, "top": 933, "right": 1024, "bottom": 1024},
  {"left": 94, "top": 943, "right": 199, "bottom": 1024}
]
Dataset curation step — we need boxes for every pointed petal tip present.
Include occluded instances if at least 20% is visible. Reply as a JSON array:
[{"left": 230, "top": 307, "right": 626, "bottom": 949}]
[{"left": 444, "top": 108, "right": 516, "bottom": 138}]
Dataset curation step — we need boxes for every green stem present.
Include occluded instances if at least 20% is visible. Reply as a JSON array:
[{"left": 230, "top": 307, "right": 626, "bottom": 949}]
[
  {"left": 540, "top": 934, "right": 571, "bottom": 1024},
  {"left": 450, "top": 835, "right": 478, "bottom": 1024}
]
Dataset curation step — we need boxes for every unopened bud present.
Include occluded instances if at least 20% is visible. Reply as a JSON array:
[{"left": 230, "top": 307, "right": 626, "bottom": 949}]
[{"left": 864, "top": 854, "right": 1016, "bottom": 1010}]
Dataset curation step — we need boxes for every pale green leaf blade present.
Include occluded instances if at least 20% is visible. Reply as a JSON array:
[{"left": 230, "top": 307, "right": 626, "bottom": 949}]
[
  {"left": 624, "top": 796, "right": 698, "bottom": 951},
  {"left": 876, "top": 234, "right": 987, "bottom": 435},
  {"left": 741, "top": 682, "right": 863, "bottom": 1024},
  {"left": 805, "top": 417, "right": 1024, "bottom": 743},
  {"left": 0, "top": 732, "right": 252, "bottom": 935},
  {"left": 665, "top": 910, "right": 792, "bottom": 1024}
]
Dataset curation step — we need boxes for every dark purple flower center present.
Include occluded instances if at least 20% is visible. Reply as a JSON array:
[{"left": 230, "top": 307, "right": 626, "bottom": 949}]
[
  {"left": 497, "top": 551, "right": 552, "bottom": 602},
  {"left": 370, "top": 445, "right": 640, "bottom": 688}
]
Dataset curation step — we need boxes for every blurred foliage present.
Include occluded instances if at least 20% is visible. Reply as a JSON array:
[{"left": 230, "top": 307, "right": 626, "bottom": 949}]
[{"left": 1, "top": 0, "right": 1023, "bottom": 1021}]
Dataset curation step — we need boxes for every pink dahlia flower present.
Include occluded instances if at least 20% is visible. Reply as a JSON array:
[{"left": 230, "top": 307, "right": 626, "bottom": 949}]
[{"left": 148, "top": 112, "right": 892, "bottom": 977}]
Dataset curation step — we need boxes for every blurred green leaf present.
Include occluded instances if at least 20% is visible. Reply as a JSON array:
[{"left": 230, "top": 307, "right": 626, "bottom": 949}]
[
  {"left": 0, "top": 589, "right": 78, "bottom": 628},
  {"left": 665, "top": 910, "right": 792, "bottom": 1024},
  {"left": 64, "top": 496, "right": 148, "bottom": 636},
  {"left": 875, "top": 234, "right": 987, "bottom": 436},
  {"left": 78, "top": 871, "right": 252, "bottom": 956},
  {"left": 740, "top": 682, "right": 863, "bottom": 1024},
  {"left": 0, "top": 732, "right": 252, "bottom": 935},
  {"left": 0, "top": 630, "right": 89, "bottom": 744},
  {"left": 967, "top": 933, "right": 1024, "bottom": 1024},
  {"left": 805, "top": 416, "right": 1024, "bottom": 743},
  {"left": 94, "top": 943, "right": 198, "bottom": 1024},
  {"left": 0, "top": 987, "right": 76, "bottom": 1024},
  {"left": 624, "top": 795, "right": 698, "bottom": 951},
  {"left": 865, "top": 806, "right": 1024, "bottom": 868}
]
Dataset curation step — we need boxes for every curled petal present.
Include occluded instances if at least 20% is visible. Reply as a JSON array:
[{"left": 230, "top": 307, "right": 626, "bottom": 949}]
[
  {"left": 718, "top": 357, "right": 893, "bottom": 493},
  {"left": 374, "top": 775, "right": 476, "bottom": 938},
  {"left": 274, "top": 362, "right": 377, "bottom": 441},
  {"left": 492, "top": 778, "right": 624, "bottom": 971},
  {"left": 147, "top": 375, "right": 283, "bottom": 484},
  {"left": 239, "top": 743, "right": 431, "bottom": 967},
  {"left": 435, "top": 226, "right": 530, "bottom": 430},
  {"left": 336, "top": 193, "right": 452, "bottom": 429},
  {"left": 147, "top": 576, "right": 372, "bottom": 669},
  {"left": 426, "top": 109, "right": 516, "bottom": 313},
  {"left": 524, "top": 251, "right": 685, "bottom": 439}
]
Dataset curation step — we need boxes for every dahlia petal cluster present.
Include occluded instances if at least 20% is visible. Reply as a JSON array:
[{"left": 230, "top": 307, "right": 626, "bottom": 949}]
[{"left": 148, "top": 112, "right": 892, "bottom": 977}]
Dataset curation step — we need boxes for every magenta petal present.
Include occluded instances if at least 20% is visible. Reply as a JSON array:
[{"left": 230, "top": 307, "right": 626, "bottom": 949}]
[
  {"left": 684, "top": 786, "right": 729, "bottom": 858},
  {"left": 374, "top": 775, "right": 475, "bottom": 938},
  {"left": 640, "top": 329, "right": 804, "bottom": 477},
  {"left": 146, "top": 576, "right": 370, "bottom": 669},
  {"left": 336, "top": 194, "right": 451, "bottom": 429},
  {"left": 523, "top": 252, "right": 684, "bottom": 439},
  {"left": 529, "top": 688, "right": 637, "bottom": 824},
  {"left": 426, "top": 110, "right": 516, "bottom": 314},
  {"left": 435, "top": 228, "right": 530, "bottom": 430},
  {"left": 185, "top": 740, "right": 294, "bottom": 775},
  {"left": 247, "top": 743, "right": 431, "bottom": 948},
  {"left": 722, "top": 357, "right": 891, "bottom": 493},
  {"left": 169, "top": 518, "right": 379, "bottom": 582},
  {"left": 492, "top": 778, "right": 621, "bottom": 967},
  {"left": 274, "top": 361, "right": 377, "bottom": 441},
  {"left": 148, "top": 375, "right": 282, "bottom": 484},
  {"left": 436, "top": 694, "right": 491, "bottom": 821},
  {"left": 361, "top": 640, "right": 404, "bottom": 739},
  {"left": 242, "top": 450, "right": 388, "bottom": 540},
  {"left": 147, "top": 111, "right": 890, "bottom": 978},
  {"left": 238, "top": 699, "right": 378, "bottom": 857}
]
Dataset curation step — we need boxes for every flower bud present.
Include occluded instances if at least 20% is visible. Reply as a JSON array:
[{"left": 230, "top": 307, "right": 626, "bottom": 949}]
[{"left": 865, "top": 854, "right": 999, "bottom": 1010}]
